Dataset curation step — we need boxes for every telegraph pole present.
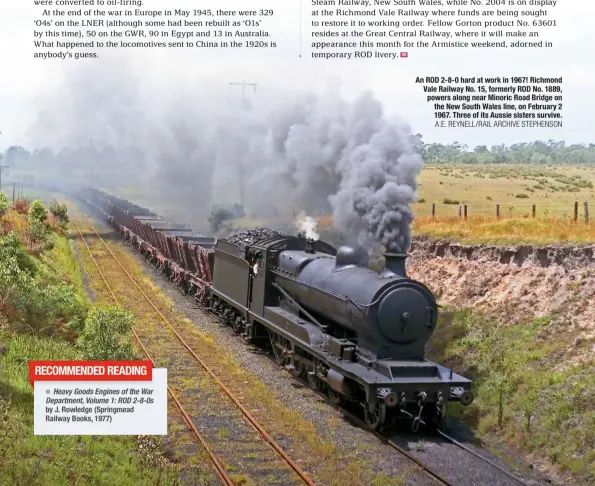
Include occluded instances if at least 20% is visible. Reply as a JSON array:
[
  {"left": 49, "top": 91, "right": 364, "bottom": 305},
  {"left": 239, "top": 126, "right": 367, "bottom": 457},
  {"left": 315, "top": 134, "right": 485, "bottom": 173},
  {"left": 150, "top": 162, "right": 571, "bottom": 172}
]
[
  {"left": 229, "top": 80, "right": 257, "bottom": 107},
  {"left": 228, "top": 81, "right": 257, "bottom": 208},
  {"left": 0, "top": 164, "right": 9, "bottom": 192}
]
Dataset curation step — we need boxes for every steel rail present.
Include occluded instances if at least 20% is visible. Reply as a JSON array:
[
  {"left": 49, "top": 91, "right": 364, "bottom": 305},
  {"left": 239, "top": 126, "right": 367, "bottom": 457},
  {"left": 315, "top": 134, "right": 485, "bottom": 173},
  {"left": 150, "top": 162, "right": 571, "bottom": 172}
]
[
  {"left": 436, "top": 430, "right": 531, "bottom": 486},
  {"left": 73, "top": 220, "right": 235, "bottom": 486},
  {"left": 83, "top": 219, "right": 316, "bottom": 486},
  {"left": 81, "top": 199, "right": 535, "bottom": 486},
  {"left": 298, "top": 382, "right": 453, "bottom": 485}
]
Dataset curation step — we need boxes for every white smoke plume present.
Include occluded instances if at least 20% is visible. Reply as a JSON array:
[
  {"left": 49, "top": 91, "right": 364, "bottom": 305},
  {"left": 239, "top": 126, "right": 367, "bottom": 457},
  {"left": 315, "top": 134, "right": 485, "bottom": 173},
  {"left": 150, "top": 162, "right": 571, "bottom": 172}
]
[{"left": 295, "top": 211, "right": 320, "bottom": 241}]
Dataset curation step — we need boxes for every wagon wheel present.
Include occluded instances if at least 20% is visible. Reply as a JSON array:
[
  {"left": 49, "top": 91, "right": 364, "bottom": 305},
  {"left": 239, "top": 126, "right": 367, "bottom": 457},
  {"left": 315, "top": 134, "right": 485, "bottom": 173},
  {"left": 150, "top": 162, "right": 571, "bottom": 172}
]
[
  {"left": 364, "top": 402, "right": 387, "bottom": 430},
  {"left": 306, "top": 366, "right": 318, "bottom": 389},
  {"left": 327, "top": 388, "right": 341, "bottom": 406},
  {"left": 272, "top": 345, "right": 285, "bottom": 366},
  {"left": 232, "top": 316, "right": 242, "bottom": 334},
  {"left": 290, "top": 359, "right": 305, "bottom": 378},
  {"left": 269, "top": 334, "right": 286, "bottom": 366}
]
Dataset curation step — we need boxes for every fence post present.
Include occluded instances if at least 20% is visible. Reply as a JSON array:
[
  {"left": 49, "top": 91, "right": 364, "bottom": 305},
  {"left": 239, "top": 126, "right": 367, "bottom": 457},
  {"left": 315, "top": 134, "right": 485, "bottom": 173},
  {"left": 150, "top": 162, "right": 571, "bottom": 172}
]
[
  {"left": 496, "top": 204, "right": 500, "bottom": 219},
  {"left": 458, "top": 205, "right": 462, "bottom": 218},
  {"left": 585, "top": 202, "right": 590, "bottom": 224},
  {"left": 464, "top": 204, "right": 468, "bottom": 220},
  {"left": 574, "top": 201, "right": 578, "bottom": 222},
  {"left": 12, "top": 182, "right": 15, "bottom": 204}
]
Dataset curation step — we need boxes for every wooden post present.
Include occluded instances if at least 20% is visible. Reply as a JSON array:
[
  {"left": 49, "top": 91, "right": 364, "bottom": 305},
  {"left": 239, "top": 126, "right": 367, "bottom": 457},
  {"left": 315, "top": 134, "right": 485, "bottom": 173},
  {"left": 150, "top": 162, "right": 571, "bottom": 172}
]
[
  {"left": 585, "top": 202, "right": 589, "bottom": 224},
  {"left": 532, "top": 204, "right": 536, "bottom": 218},
  {"left": 458, "top": 205, "right": 462, "bottom": 218},
  {"left": 464, "top": 204, "right": 468, "bottom": 220},
  {"left": 574, "top": 201, "right": 578, "bottom": 222},
  {"left": 496, "top": 204, "right": 500, "bottom": 219},
  {"left": 432, "top": 203, "right": 435, "bottom": 220},
  {"left": 12, "top": 182, "right": 15, "bottom": 204}
]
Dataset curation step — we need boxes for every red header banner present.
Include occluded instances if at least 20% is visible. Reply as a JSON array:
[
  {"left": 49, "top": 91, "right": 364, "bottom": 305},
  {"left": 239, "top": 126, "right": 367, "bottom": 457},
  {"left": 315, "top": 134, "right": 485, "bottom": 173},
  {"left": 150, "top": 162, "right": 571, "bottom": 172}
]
[{"left": 28, "top": 360, "right": 153, "bottom": 387}]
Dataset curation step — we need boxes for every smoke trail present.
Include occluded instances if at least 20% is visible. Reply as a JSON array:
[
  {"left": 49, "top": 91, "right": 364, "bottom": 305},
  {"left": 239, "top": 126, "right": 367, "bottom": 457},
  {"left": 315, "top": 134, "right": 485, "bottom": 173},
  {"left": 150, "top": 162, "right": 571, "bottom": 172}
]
[
  {"left": 22, "top": 65, "right": 422, "bottom": 250},
  {"left": 268, "top": 90, "right": 422, "bottom": 252},
  {"left": 329, "top": 107, "right": 422, "bottom": 253}
]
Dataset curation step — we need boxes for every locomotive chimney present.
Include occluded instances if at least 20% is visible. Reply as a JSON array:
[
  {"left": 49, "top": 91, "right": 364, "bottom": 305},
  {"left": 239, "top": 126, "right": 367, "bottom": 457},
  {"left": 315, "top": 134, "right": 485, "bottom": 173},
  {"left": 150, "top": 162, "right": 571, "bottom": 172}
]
[{"left": 380, "top": 252, "right": 408, "bottom": 278}]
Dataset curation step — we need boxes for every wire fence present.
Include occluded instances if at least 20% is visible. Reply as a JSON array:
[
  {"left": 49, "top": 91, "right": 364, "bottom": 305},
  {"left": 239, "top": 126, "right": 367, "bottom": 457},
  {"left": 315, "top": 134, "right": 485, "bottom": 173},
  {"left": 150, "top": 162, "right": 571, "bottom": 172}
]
[{"left": 420, "top": 201, "right": 591, "bottom": 223}]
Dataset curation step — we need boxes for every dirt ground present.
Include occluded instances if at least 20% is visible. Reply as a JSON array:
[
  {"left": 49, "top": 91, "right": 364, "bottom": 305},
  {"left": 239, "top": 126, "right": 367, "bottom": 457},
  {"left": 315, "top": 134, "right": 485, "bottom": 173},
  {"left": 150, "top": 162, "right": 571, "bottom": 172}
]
[{"left": 407, "top": 237, "right": 595, "bottom": 344}]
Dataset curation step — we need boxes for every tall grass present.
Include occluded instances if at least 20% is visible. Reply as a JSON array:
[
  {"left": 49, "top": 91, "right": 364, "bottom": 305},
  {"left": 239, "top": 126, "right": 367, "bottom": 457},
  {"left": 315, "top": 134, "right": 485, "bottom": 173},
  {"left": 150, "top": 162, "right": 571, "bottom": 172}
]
[
  {"left": 412, "top": 216, "right": 595, "bottom": 245},
  {"left": 430, "top": 310, "right": 595, "bottom": 483}
]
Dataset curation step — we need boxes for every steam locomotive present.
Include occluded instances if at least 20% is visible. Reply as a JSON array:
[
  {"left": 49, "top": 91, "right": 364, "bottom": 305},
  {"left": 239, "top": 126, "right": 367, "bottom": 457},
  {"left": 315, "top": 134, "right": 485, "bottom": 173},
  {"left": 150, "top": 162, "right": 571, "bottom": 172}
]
[{"left": 80, "top": 188, "right": 473, "bottom": 431}]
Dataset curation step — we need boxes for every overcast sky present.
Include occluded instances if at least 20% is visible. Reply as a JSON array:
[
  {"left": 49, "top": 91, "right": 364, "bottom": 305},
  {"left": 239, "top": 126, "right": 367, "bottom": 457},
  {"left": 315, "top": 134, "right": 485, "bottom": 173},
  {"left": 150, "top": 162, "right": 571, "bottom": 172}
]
[{"left": 0, "top": 0, "right": 593, "bottom": 152}]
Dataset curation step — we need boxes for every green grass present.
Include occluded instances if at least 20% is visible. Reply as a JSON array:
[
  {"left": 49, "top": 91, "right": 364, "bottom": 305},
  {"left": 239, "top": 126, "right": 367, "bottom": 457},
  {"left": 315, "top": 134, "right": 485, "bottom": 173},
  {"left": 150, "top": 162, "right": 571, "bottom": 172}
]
[
  {"left": 430, "top": 309, "right": 595, "bottom": 484},
  {"left": 0, "top": 216, "right": 181, "bottom": 485},
  {"left": 40, "top": 231, "right": 87, "bottom": 295},
  {"left": 0, "top": 332, "right": 180, "bottom": 486}
]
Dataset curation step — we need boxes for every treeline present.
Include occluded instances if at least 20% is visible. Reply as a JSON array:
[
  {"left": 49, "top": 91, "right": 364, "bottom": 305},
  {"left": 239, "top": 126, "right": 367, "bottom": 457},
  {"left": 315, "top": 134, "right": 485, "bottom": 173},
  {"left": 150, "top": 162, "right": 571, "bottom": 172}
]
[
  {"left": 411, "top": 136, "right": 595, "bottom": 165},
  {"left": 3, "top": 139, "right": 595, "bottom": 176},
  {"left": 0, "top": 144, "right": 147, "bottom": 189}
]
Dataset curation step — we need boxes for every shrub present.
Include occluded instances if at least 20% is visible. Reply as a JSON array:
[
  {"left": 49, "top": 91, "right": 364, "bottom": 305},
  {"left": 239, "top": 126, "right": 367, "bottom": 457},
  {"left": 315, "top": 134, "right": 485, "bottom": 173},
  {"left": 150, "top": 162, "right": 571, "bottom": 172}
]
[
  {"left": 44, "top": 282, "right": 89, "bottom": 336},
  {"left": 13, "top": 199, "right": 29, "bottom": 214},
  {"left": 418, "top": 198, "right": 426, "bottom": 203},
  {"left": 29, "top": 200, "right": 48, "bottom": 224},
  {"left": 0, "top": 233, "right": 41, "bottom": 330},
  {"left": 443, "top": 198, "right": 460, "bottom": 205},
  {"left": 27, "top": 220, "right": 54, "bottom": 254},
  {"left": 515, "top": 193, "right": 529, "bottom": 199},
  {"left": 49, "top": 201, "right": 69, "bottom": 228},
  {"left": 0, "top": 193, "right": 8, "bottom": 216},
  {"left": 77, "top": 306, "right": 137, "bottom": 360}
]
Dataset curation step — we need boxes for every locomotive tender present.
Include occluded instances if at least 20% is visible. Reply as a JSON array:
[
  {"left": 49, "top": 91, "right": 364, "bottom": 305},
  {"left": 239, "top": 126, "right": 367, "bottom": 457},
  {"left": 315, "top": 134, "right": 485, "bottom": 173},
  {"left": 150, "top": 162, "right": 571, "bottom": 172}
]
[{"left": 81, "top": 188, "right": 473, "bottom": 430}]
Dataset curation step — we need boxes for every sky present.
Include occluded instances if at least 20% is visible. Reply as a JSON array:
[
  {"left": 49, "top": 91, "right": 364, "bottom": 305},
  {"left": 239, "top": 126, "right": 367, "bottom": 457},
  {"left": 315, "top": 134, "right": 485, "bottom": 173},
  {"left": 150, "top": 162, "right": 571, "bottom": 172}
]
[{"left": 0, "top": 0, "right": 593, "bottom": 152}]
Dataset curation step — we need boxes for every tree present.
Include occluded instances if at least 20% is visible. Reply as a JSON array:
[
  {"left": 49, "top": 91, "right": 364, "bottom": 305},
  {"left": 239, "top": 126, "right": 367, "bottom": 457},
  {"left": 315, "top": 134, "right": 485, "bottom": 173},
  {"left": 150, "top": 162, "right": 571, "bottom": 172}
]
[
  {"left": 0, "top": 193, "right": 8, "bottom": 217},
  {"left": 29, "top": 200, "right": 48, "bottom": 224}
]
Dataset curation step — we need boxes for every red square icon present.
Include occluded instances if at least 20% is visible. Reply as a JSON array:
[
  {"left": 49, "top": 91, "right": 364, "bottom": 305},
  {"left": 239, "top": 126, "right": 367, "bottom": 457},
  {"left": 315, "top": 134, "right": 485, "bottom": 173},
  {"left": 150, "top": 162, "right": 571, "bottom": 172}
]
[{"left": 400, "top": 52, "right": 408, "bottom": 58}]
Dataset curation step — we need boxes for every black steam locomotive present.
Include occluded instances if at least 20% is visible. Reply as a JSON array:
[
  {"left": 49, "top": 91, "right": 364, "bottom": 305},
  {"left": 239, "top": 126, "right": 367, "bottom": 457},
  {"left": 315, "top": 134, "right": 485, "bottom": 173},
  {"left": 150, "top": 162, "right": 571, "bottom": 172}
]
[{"left": 82, "top": 189, "right": 474, "bottom": 431}]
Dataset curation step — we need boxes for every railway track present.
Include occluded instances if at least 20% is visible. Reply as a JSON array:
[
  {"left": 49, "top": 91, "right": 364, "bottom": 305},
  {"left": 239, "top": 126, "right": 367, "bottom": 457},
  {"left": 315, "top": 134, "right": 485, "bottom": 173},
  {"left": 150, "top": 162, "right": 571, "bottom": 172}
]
[
  {"left": 73, "top": 219, "right": 316, "bottom": 486},
  {"left": 337, "top": 404, "right": 531, "bottom": 486},
  {"left": 165, "top": 263, "right": 535, "bottom": 486},
  {"left": 75, "top": 213, "right": 539, "bottom": 486}
]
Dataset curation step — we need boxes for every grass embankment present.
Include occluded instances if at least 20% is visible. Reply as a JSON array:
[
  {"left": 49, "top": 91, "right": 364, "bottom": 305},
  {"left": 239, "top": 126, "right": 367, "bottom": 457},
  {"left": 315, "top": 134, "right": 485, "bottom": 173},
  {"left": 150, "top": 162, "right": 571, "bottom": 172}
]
[
  {"left": 430, "top": 310, "right": 595, "bottom": 485},
  {"left": 0, "top": 198, "right": 180, "bottom": 486}
]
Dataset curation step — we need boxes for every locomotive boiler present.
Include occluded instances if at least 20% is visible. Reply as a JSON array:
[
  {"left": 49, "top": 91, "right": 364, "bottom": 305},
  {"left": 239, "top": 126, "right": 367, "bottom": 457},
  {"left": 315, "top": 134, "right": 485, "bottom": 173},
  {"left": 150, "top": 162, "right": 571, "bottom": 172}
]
[
  {"left": 208, "top": 230, "right": 474, "bottom": 430},
  {"left": 273, "top": 246, "right": 437, "bottom": 362}
]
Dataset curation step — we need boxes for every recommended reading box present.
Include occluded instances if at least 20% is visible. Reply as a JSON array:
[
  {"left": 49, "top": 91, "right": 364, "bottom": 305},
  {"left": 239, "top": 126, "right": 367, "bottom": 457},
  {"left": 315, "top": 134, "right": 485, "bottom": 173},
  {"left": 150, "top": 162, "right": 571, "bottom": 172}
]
[{"left": 30, "top": 360, "right": 167, "bottom": 435}]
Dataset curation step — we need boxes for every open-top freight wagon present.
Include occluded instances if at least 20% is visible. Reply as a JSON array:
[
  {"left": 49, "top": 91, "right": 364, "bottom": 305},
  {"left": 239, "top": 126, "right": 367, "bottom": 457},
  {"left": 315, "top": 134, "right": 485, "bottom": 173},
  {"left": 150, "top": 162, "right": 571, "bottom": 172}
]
[{"left": 84, "top": 189, "right": 215, "bottom": 300}]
